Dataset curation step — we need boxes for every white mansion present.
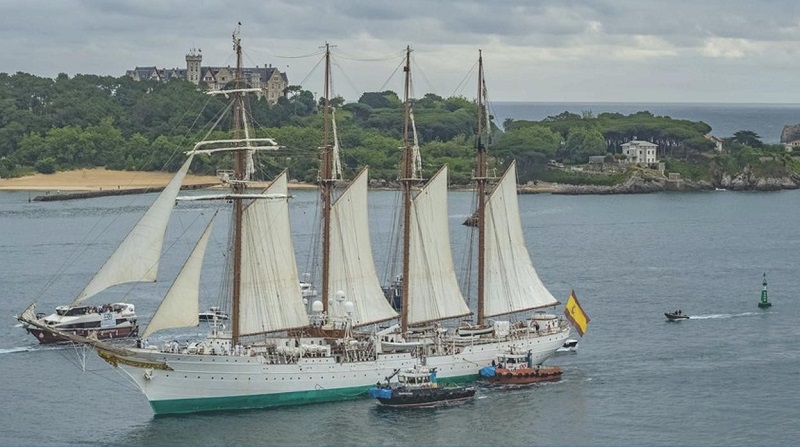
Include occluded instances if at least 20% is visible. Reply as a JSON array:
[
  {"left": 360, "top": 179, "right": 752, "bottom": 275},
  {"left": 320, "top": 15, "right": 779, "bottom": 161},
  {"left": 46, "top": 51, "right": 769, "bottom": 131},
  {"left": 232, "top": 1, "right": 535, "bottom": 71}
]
[
  {"left": 126, "top": 49, "right": 288, "bottom": 104},
  {"left": 621, "top": 140, "right": 658, "bottom": 165}
]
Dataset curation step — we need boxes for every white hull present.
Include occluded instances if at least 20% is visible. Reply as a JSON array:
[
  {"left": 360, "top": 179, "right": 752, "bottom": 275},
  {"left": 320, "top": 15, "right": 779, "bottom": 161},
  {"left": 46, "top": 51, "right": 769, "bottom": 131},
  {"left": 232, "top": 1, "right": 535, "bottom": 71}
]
[{"left": 104, "top": 326, "right": 570, "bottom": 414}]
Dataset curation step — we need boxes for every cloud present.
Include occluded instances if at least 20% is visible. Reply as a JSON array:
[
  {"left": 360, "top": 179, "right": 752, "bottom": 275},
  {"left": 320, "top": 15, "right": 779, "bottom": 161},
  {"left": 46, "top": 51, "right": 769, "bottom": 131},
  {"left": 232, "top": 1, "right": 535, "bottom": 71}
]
[{"left": 1, "top": 0, "right": 800, "bottom": 102}]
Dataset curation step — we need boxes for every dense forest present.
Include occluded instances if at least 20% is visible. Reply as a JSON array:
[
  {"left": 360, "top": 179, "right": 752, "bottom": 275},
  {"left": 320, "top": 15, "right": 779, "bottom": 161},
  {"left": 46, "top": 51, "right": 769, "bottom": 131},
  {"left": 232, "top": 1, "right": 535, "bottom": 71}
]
[{"left": 1, "top": 72, "right": 796, "bottom": 185}]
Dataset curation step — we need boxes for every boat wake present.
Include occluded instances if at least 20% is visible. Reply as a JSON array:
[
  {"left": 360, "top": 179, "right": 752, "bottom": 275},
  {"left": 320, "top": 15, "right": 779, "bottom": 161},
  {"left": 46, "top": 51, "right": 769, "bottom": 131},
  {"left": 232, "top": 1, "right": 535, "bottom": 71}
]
[
  {"left": 689, "top": 312, "right": 759, "bottom": 320},
  {"left": 0, "top": 346, "right": 35, "bottom": 355}
]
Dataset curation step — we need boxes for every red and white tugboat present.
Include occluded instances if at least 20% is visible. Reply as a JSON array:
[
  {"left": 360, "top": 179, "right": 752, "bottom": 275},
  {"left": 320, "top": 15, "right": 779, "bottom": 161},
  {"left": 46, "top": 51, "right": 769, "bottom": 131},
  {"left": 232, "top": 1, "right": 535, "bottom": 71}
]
[{"left": 479, "top": 347, "right": 562, "bottom": 385}]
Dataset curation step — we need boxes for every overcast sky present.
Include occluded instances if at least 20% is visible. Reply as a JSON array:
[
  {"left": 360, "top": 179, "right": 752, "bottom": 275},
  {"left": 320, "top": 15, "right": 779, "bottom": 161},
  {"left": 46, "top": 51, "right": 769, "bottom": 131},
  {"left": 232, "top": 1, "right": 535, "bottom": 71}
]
[{"left": 3, "top": 0, "right": 800, "bottom": 103}]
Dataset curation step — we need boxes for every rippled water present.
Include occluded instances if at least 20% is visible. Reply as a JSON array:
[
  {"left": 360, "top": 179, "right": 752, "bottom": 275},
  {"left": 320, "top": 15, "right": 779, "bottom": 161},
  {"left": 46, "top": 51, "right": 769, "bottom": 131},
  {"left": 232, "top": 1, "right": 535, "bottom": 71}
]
[{"left": 1, "top": 188, "right": 798, "bottom": 446}]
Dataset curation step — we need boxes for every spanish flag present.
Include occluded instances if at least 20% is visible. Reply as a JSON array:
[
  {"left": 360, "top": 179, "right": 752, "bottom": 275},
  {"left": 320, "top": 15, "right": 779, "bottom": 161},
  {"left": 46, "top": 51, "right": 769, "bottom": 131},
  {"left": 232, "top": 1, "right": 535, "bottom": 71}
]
[{"left": 564, "top": 290, "right": 590, "bottom": 336}]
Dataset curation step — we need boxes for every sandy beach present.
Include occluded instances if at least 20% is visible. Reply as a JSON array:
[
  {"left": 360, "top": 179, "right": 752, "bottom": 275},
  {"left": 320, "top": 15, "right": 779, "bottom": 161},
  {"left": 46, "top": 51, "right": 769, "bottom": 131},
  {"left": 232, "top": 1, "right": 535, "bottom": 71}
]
[{"left": 0, "top": 168, "right": 317, "bottom": 191}]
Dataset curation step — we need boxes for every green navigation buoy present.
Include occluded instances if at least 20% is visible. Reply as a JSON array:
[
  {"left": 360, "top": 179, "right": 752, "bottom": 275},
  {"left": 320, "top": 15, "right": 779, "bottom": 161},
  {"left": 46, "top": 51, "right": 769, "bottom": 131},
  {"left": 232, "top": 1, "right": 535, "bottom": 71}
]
[{"left": 758, "top": 273, "right": 772, "bottom": 309}]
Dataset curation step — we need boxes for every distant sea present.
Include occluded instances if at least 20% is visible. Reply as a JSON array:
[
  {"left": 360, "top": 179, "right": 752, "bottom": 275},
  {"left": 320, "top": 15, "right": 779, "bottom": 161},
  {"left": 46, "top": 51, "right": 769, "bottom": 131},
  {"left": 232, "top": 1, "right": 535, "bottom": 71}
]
[{"left": 491, "top": 102, "right": 800, "bottom": 144}]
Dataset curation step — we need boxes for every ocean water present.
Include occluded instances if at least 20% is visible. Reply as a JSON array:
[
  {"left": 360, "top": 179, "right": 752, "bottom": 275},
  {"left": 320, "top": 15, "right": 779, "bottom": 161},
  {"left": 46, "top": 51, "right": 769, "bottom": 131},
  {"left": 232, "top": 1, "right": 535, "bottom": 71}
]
[
  {"left": 1, "top": 185, "right": 798, "bottom": 447},
  {"left": 491, "top": 102, "right": 800, "bottom": 144}
]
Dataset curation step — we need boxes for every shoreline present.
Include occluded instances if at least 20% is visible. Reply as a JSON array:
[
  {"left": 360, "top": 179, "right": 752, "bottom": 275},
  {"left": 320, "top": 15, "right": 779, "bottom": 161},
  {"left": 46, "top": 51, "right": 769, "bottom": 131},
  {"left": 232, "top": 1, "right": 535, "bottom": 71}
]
[
  {"left": 0, "top": 168, "right": 317, "bottom": 192},
  {"left": 2, "top": 168, "right": 796, "bottom": 195}
]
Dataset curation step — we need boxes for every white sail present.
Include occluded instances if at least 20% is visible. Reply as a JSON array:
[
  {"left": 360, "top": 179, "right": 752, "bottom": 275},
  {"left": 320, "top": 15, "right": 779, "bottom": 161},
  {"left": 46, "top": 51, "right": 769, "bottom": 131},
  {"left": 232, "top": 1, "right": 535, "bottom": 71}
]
[
  {"left": 238, "top": 172, "right": 309, "bottom": 335},
  {"left": 329, "top": 168, "right": 398, "bottom": 326},
  {"left": 484, "top": 161, "right": 558, "bottom": 317},
  {"left": 409, "top": 109, "right": 422, "bottom": 179},
  {"left": 141, "top": 215, "right": 215, "bottom": 339},
  {"left": 406, "top": 165, "right": 471, "bottom": 326},
  {"left": 331, "top": 109, "right": 343, "bottom": 180},
  {"left": 73, "top": 155, "right": 195, "bottom": 305}
]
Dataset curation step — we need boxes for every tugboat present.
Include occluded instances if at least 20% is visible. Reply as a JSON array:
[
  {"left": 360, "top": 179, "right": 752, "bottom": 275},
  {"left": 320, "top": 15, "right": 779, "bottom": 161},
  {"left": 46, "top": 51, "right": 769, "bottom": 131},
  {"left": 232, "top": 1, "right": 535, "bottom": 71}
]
[
  {"left": 479, "top": 347, "right": 562, "bottom": 385},
  {"left": 367, "top": 365, "right": 475, "bottom": 408}
]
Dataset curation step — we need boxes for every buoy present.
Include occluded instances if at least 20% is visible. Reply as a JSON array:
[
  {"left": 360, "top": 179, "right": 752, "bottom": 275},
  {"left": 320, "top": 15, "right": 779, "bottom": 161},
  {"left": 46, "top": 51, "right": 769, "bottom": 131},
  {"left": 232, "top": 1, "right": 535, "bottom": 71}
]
[{"left": 758, "top": 273, "right": 772, "bottom": 309}]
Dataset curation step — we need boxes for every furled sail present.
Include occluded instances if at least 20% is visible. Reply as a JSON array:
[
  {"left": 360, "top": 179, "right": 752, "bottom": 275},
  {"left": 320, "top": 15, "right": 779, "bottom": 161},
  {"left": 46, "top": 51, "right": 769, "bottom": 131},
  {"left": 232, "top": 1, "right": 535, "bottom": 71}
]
[
  {"left": 406, "top": 165, "right": 471, "bottom": 325},
  {"left": 484, "top": 161, "right": 558, "bottom": 317},
  {"left": 73, "top": 155, "right": 195, "bottom": 305},
  {"left": 329, "top": 168, "right": 398, "bottom": 326},
  {"left": 238, "top": 172, "right": 309, "bottom": 335},
  {"left": 141, "top": 215, "right": 215, "bottom": 339}
]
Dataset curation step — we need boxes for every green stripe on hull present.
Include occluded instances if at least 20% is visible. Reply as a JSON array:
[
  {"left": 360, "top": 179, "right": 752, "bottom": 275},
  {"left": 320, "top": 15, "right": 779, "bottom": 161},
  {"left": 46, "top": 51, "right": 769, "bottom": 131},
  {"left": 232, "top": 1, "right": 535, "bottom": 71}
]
[{"left": 150, "top": 373, "right": 478, "bottom": 415}]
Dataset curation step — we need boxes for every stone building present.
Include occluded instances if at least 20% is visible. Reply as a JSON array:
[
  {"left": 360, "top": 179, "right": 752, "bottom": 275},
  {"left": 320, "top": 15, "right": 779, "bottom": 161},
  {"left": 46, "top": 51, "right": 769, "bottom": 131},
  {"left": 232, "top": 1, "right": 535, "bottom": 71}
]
[{"left": 126, "top": 48, "right": 288, "bottom": 105}]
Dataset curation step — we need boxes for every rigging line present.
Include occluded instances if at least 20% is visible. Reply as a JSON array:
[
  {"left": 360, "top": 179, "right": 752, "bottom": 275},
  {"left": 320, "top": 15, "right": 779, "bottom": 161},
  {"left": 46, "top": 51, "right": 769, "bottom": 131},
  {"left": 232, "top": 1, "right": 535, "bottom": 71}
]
[
  {"left": 118, "top": 209, "right": 212, "bottom": 303},
  {"left": 410, "top": 54, "right": 438, "bottom": 99},
  {"left": 376, "top": 56, "right": 407, "bottom": 92},
  {"left": 267, "top": 48, "right": 326, "bottom": 59},
  {"left": 156, "top": 89, "right": 214, "bottom": 170},
  {"left": 305, "top": 188, "right": 323, "bottom": 307},
  {"left": 331, "top": 58, "right": 362, "bottom": 101},
  {"left": 57, "top": 343, "right": 125, "bottom": 380},
  {"left": 331, "top": 47, "right": 405, "bottom": 62},
  {"left": 329, "top": 56, "right": 356, "bottom": 100},
  {"left": 200, "top": 205, "right": 231, "bottom": 311},
  {"left": 34, "top": 94, "right": 219, "bottom": 301},
  {"left": 450, "top": 60, "right": 479, "bottom": 98},
  {"left": 294, "top": 54, "right": 326, "bottom": 95}
]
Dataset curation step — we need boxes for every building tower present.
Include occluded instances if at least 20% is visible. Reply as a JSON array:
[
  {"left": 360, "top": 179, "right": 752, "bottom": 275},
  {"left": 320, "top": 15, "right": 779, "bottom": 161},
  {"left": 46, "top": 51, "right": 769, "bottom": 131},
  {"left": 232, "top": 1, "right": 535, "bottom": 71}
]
[{"left": 185, "top": 48, "right": 202, "bottom": 85}]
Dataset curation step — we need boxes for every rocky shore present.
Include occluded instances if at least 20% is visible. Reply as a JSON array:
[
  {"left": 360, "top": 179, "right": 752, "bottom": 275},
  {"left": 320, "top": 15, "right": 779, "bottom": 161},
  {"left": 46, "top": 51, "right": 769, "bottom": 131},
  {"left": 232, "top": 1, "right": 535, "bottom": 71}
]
[{"left": 519, "top": 169, "right": 800, "bottom": 195}]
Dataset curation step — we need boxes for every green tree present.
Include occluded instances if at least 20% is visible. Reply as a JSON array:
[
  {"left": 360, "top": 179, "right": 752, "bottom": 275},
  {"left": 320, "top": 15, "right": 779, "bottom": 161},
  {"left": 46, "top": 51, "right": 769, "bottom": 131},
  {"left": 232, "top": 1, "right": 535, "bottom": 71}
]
[
  {"left": 34, "top": 156, "right": 57, "bottom": 174},
  {"left": 731, "top": 130, "right": 764, "bottom": 148},
  {"left": 358, "top": 91, "right": 402, "bottom": 109},
  {"left": 564, "top": 128, "right": 607, "bottom": 163},
  {"left": 493, "top": 125, "right": 561, "bottom": 181}
]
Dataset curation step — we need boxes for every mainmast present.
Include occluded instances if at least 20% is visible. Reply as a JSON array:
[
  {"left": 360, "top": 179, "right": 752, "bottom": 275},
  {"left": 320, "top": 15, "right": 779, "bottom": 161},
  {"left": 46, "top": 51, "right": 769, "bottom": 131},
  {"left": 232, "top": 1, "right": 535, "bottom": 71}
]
[
  {"left": 320, "top": 43, "right": 334, "bottom": 316},
  {"left": 400, "top": 46, "right": 413, "bottom": 334},
  {"left": 476, "top": 50, "right": 488, "bottom": 326},
  {"left": 231, "top": 26, "right": 245, "bottom": 345}
]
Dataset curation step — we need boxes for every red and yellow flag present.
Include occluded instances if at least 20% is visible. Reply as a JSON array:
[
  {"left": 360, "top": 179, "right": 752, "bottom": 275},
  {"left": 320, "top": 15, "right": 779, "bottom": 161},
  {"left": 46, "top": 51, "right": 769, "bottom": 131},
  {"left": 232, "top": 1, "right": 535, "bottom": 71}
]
[{"left": 564, "top": 290, "right": 590, "bottom": 336}]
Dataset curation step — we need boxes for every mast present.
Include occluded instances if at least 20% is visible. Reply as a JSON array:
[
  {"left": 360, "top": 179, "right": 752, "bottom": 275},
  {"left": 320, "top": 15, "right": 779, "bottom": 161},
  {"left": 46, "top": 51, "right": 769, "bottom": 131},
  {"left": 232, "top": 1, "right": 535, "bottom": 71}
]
[
  {"left": 231, "top": 26, "right": 244, "bottom": 345},
  {"left": 400, "top": 46, "right": 413, "bottom": 334},
  {"left": 320, "top": 43, "right": 333, "bottom": 316},
  {"left": 476, "top": 50, "right": 487, "bottom": 326}
]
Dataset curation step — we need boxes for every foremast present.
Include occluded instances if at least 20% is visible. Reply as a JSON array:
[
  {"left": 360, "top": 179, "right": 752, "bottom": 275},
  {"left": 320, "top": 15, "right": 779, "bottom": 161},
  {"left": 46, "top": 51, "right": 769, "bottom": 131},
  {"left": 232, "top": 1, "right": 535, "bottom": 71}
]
[{"left": 230, "top": 28, "right": 246, "bottom": 345}]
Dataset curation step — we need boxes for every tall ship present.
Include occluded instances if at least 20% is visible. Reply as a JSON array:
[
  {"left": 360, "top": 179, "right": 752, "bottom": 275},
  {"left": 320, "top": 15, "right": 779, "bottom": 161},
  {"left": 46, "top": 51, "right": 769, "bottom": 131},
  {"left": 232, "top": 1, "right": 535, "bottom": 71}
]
[{"left": 18, "top": 34, "right": 570, "bottom": 415}]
